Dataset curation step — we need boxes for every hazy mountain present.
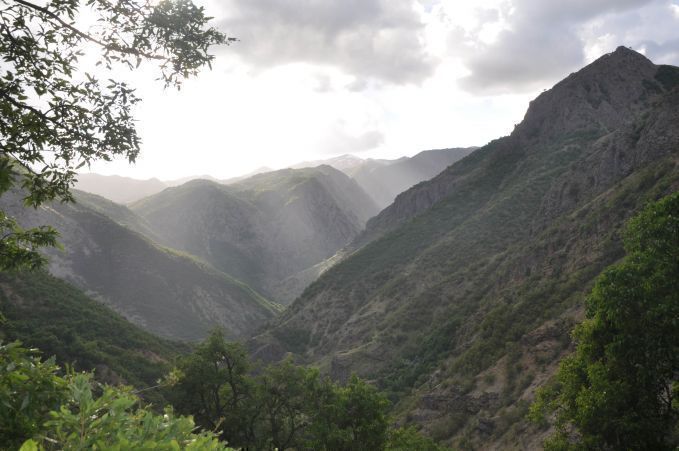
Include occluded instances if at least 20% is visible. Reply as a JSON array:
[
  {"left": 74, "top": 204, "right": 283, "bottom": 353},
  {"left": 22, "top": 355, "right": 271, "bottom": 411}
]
[
  {"left": 250, "top": 47, "right": 679, "bottom": 448},
  {"left": 164, "top": 174, "right": 222, "bottom": 187},
  {"left": 131, "top": 165, "right": 380, "bottom": 303},
  {"left": 290, "top": 154, "right": 368, "bottom": 173},
  {"left": 74, "top": 190, "right": 162, "bottom": 242},
  {"left": 75, "top": 173, "right": 168, "bottom": 204},
  {"left": 0, "top": 190, "right": 280, "bottom": 341},
  {"left": 351, "top": 147, "right": 477, "bottom": 208},
  {"left": 221, "top": 166, "right": 274, "bottom": 185}
]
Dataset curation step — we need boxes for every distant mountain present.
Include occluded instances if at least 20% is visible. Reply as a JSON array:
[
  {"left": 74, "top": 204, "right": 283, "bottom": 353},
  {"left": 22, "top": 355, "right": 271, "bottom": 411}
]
[
  {"left": 74, "top": 190, "right": 161, "bottom": 242},
  {"left": 291, "top": 154, "right": 368, "bottom": 173},
  {"left": 351, "top": 147, "right": 477, "bottom": 209},
  {"left": 75, "top": 173, "right": 168, "bottom": 204},
  {"left": 221, "top": 167, "right": 274, "bottom": 185},
  {"left": 1, "top": 190, "right": 280, "bottom": 341},
  {"left": 251, "top": 47, "right": 679, "bottom": 448},
  {"left": 164, "top": 174, "right": 222, "bottom": 187},
  {"left": 131, "top": 165, "right": 379, "bottom": 303}
]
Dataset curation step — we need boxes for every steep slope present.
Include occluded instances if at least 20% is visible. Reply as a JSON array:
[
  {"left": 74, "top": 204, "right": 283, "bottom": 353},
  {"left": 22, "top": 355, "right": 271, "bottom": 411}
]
[
  {"left": 0, "top": 191, "right": 279, "bottom": 342},
  {"left": 132, "top": 166, "right": 380, "bottom": 303},
  {"left": 73, "top": 190, "right": 161, "bottom": 242},
  {"left": 75, "top": 173, "right": 168, "bottom": 204},
  {"left": 251, "top": 47, "right": 679, "bottom": 448},
  {"left": 0, "top": 270, "right": 185, "bottom": 399},
  {"left": 351, "top": 147, "right": 476, "bottom": 208}
]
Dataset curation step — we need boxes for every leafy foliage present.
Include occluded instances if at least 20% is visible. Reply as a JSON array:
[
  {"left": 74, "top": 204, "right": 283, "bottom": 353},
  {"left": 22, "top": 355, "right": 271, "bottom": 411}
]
[
  {"left": 0, "top": 0, "right": 230, "bottom": 270},
  {"left": 0, "top": 342, "right": 67, "bottom": 450},
  {"left": 0, "top": 342, "right": 232, "bottom": 450},
  {"left": 530, "top": 192, "right": 679, "bottom": 450}
]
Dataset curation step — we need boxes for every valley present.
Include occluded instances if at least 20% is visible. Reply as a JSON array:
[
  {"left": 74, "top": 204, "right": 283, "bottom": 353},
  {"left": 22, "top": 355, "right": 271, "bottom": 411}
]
[{"left": 1, "top": 46, "right": 678, "bottom": 450}]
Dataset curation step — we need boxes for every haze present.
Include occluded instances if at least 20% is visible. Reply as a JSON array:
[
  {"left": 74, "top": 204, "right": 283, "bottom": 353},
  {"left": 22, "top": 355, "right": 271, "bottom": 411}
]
[{"left": 84, "top": 0, "right": 679, "bottom": 180}]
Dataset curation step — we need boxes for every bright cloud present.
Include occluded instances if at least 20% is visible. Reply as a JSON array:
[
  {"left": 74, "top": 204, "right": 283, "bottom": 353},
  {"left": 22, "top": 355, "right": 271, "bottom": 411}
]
[{"left": 85, "top": 0, "right": 679, "bottom": 180}]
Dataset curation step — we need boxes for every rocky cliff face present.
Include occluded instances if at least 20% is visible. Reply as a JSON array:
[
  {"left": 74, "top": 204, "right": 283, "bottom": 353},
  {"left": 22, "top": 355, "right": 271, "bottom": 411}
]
[
  {"left": 132, "top": 165, "right": 379, "bottom": 303},
  {"left": 1, "top": 191, "right": 279, "bottom": 341},
  {"left": 251, "top": 48, "right": 679, "bottom": 448}
]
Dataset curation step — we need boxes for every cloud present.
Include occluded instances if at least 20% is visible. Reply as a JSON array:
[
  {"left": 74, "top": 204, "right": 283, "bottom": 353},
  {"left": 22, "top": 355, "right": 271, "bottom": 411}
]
[
  {"left": 452, "top": 0, "right": 660, "bottom": 94},
  {"left": 641, "top": 39, "right": 679, "bottom": 64},
  {"left": 217, "top": 0, "right": 437, "bottom": 85},
  {"left": 317, "top": 126, "right": 385, "bottom": 154}
]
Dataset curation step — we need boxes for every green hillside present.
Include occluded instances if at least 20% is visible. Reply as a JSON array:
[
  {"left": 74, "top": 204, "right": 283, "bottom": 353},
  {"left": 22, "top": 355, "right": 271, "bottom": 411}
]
[
  {"left": 0, "top": 271, "right": 185, "bottom": 400},
  {"left": 0, "top": 190, "right": 280, "bottom": 342},
  {"left": 251, "top": 47, "right": 679, "bottom": 448}
]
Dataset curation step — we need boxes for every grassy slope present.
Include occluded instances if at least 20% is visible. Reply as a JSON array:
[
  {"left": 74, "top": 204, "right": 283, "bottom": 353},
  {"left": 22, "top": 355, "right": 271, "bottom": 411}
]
[{"left": 0, "top": 271, "right": 186, "bottom": 404}]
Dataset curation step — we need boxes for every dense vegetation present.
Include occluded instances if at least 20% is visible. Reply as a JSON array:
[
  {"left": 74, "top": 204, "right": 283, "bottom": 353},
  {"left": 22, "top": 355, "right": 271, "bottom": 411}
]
[
  {"left": 165, "top": 330, "right": 444, "bottom": 450},
  {"left": 0, "top": 343, "right": 231, "bottom": 451},
  {"left": 1, "top": 333, "right": 444, "bottom": 450},
  {"left": 531, "top": 192, "right": 679, "bottom": 449}
]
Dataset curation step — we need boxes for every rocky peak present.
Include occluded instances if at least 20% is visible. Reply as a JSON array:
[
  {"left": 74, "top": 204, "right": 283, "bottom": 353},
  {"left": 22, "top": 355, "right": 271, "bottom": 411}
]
[{"left": 514, "top": 46, "right": 660, "bottom": 142}]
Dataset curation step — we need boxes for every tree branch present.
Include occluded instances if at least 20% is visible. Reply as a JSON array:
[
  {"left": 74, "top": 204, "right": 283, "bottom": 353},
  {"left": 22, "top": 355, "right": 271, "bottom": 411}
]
[{"left": 10, "top": 0, "right": 164, "bottom": 60}]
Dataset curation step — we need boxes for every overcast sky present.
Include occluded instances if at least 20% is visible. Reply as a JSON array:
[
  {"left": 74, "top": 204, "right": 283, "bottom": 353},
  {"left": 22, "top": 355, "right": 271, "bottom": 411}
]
[{"left": 86, "top": 0, "right": 679, "bottom": 180}]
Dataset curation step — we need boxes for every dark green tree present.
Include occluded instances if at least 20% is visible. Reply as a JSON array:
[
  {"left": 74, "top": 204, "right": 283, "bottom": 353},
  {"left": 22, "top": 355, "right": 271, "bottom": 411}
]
[
  {"left": 167, "top": 330, "right": 436, "bottom": 450},
  {"left": 0, "top": 0, "right": 230, "bottom": 270},
  {"left": 166, "top": 330, "right": 257, "bottom": 447},
  {"left": 530, "top": 192, "right": 679, "bottom": 450},
  {"left": 254, "top": 358, "right": 320, "bottom": 450}
]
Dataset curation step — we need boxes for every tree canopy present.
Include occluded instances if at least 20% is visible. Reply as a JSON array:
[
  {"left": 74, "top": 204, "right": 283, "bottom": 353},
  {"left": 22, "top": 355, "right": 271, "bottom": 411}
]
[
  {"left": 530, "top": 192, "right": 679, "bottom": 450},
  {"left": 0, "top": 0, "right": 230, "bottom": 270}
]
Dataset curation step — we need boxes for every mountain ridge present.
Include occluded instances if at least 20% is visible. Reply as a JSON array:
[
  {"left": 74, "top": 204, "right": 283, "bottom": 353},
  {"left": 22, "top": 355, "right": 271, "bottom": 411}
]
[
  {"left": 249, "top": 47, "right": 679, "bottom": 448},
  {"left": 131, "top": 165, "right": 380, "bottom": 303}
]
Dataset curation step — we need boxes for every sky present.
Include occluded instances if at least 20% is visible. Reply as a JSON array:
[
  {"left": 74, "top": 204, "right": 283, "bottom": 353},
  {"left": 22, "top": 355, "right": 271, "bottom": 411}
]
[{"left": 86, "top": 0, "right": 679, "bottom": 180}]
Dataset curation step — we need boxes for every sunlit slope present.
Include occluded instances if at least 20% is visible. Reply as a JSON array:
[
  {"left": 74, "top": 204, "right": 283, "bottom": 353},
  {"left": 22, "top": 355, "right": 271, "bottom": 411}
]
[
  {"left": 132, "top": 165, "right": 379, "bottom": 303},
  {"left": 1, "top": 191, "right": 279, "bottom": 342}
]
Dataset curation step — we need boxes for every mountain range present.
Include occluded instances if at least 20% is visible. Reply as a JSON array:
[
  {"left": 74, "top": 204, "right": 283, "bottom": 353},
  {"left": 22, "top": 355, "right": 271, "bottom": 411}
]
[
  {"left": 131, "top": 165, "right": 379, "bottom": 303},
  {"left": 0, "top": 189, "right": 280, "bottom": 341},
  {"left": 249, "top": 46, "right": 679, "bottom": 448},
  {"left": 74, "top": 148, "right": 475, "bottom": 210}
]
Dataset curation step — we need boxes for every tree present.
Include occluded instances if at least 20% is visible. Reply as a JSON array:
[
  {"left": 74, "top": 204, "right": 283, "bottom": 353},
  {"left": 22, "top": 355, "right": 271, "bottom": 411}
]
[
  {"left": 255, "top": 358, "right": 320, "bottom": 450},
  {"left": 0, "top": 0, "right": 230, "bottom": 270},
  {"left": 0, "top": 341, "right": 233, "bottom": 450},
  {"left": 165, "top": 330, "right": 258, "bottom": 447},
  {"left": 530, "top": 192, "right": 679, "bottom": 450},
  {"left": 166, "top": 330, "right": 437, "bottom": 450}
]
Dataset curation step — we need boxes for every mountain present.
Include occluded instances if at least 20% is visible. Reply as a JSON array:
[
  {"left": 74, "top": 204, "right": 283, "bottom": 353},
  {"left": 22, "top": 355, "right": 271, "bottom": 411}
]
[
  {"left": 73, "top": 190, "right": 162, "bottom": 242},
  {"left": 74, "top": 173, "right": 168, "bottom": 204},
  {"left": 290, "top": 154, "right": 368, "bottom": 173},
  {"left": 131, "top": 165, "right": 380, "bottom": 303},
  {"left": 250, "top": 47, "right": 679, "bottom": 448},
  {"left": 0, "top": 190, "right": 280, "bottom": 342},
  {"left": 351, "top": 147, "right": 477, "bottom": 209},
  {"left": 221, "top": 167, "right": 274, "bottom": 185}
]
